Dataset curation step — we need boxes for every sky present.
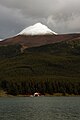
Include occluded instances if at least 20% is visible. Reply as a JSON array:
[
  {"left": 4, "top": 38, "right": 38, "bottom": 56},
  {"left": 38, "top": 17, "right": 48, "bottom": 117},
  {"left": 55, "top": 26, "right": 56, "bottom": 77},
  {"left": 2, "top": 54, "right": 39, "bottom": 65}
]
[{"left": 0, "top": 0, "right": 80, "bottom": 39}]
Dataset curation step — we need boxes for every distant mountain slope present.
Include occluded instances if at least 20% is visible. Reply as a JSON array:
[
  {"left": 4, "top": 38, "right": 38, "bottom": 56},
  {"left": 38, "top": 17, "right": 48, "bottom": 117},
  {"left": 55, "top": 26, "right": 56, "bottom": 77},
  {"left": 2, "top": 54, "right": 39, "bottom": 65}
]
[
  {"left": 0, "top": 34, "right": 80, "bottom": 49},
  {"left": 0, "top": 23, "right": 80, "bottom": 50},
  {"left": 25, "top": 38, "right": 80, "bottom": 55},
  {"left": 0, "top": 38, "right": 80, "bottom": 57},
  {"left": 0, "top": 39, "right": 80, "bottom": 95}
]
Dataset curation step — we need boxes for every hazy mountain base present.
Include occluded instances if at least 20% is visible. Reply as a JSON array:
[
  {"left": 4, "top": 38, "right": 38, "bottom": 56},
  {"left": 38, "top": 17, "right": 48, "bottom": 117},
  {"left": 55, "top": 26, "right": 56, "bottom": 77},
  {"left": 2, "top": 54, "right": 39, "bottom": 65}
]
[{"left": 0, "top": 40, "right": 80, "bottom": 95}]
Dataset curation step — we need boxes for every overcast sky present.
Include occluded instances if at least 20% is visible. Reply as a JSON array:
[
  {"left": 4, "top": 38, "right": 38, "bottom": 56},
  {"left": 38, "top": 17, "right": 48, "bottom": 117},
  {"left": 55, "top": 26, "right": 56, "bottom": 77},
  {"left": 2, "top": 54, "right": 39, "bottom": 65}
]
[{"left": 0, "top": 0, "right": 80, "bottom": 39}]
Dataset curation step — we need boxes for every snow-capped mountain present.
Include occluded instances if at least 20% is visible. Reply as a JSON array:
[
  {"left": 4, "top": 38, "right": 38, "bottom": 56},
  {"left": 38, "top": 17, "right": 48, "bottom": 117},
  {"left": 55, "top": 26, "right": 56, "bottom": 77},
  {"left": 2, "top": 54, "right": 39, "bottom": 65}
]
[
  {"left": 18, "top": 23, "right": 57, "bottom": 35},
  {"left": 1, "top": 23, "right": 80, "bottom": 49}
]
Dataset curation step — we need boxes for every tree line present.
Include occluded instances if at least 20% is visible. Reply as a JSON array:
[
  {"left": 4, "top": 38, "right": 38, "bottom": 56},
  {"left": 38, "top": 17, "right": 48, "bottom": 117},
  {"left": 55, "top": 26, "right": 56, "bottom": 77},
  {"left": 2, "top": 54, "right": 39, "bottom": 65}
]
[{"left": 0, "top": 77, "right": 80, "bottom": 95}]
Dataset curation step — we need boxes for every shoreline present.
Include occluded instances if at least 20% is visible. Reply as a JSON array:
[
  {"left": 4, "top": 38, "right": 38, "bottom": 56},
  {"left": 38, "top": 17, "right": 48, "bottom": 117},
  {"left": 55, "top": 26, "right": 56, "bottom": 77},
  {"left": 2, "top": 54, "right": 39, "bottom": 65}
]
[{"left": 0, "top": 92, "right": 80, "bottom": 97}]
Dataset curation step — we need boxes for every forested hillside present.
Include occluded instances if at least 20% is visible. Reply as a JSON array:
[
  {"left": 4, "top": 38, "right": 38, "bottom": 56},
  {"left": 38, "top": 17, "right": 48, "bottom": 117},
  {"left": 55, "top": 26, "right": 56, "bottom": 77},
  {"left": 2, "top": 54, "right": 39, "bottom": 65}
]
[{"left": 0, "top": 40, "right": 80, "bottom": 95}]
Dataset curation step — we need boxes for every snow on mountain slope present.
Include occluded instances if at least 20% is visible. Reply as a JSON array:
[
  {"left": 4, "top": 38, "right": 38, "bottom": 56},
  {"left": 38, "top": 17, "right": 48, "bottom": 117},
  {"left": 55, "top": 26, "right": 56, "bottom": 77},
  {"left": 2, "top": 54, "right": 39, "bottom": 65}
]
[
  {"left": 0, "top": 39, "right": 3, "bottom": 41},
  {"left": 18, "top": 23, "right": 57, "bottom": 35}
]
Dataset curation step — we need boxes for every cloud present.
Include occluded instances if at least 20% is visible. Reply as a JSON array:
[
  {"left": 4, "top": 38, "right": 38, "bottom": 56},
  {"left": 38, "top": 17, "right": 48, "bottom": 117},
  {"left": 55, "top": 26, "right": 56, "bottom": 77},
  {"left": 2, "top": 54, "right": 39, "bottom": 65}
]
[{"left": 0, "top": 0, "right": 80, "bottom": 38}]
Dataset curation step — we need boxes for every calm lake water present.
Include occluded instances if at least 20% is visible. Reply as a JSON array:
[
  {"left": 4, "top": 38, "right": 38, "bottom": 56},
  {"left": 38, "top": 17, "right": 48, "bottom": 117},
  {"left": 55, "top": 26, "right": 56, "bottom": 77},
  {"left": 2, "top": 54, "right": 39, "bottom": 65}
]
[{"left": 0, "top": 96, "right": 80, "bottom": 120}]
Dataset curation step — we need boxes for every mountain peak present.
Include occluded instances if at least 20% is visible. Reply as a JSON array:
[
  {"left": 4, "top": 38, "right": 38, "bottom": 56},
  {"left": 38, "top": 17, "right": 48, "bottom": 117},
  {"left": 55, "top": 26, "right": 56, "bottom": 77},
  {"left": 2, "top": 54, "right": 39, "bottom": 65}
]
[
  {"left": 33, "top": 22, "right": 43, "bottom": 26},
  {"left": 18, "top": 23, "right": 57, "bottom": 35}
]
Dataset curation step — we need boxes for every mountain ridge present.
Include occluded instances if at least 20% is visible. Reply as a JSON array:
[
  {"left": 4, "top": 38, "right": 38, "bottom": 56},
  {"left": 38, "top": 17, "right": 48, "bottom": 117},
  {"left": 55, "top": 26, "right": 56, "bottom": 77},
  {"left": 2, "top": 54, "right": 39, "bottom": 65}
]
[
  {"left": 0, "top": 34, "right": 80, "bottom": 49},
  {"left": 0, "top": 23, "right": 80, "bottom": 49}
]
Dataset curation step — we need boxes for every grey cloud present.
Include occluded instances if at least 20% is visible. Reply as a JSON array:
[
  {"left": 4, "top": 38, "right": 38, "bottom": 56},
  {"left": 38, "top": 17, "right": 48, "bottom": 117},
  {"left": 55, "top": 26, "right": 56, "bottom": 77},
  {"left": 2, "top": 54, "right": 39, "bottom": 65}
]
[{"left": 0, "top": 0, "right": 80, "bottom": 38}]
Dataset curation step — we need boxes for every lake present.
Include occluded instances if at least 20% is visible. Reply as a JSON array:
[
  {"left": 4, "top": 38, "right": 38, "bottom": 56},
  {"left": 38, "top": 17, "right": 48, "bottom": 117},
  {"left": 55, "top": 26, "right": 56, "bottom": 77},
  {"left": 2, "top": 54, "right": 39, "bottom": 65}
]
[{"left": 0, "top": 96, "right": 80, "bottom": 120}]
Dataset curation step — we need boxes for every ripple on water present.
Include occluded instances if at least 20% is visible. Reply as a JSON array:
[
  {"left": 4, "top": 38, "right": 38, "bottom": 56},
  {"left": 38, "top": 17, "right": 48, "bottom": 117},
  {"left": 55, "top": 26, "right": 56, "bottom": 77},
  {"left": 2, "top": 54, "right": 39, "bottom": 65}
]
[{"left": 0, "top": 97, "right": 80, "bottom": 120}]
